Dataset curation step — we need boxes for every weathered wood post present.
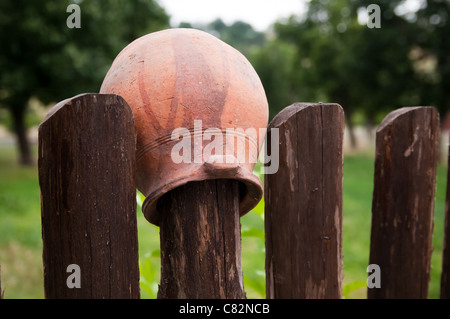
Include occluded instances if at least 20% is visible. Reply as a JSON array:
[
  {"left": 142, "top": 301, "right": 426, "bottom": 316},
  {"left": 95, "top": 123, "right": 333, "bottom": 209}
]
[
  {"left": 441, "top": 133, "right": 450, "bottom": 299},
  {"left": 98, "top": 28, "right": 268, "bottom": 299},
  {"left": 265, "top": 103, "right": 345, "bottom": 299},
  {"left": 368, "top": 106, "right": 440, "bottom": 299},
  {"left": 157, "top": 179, "right": 245, "bottom": 299},
  {"left": 38, "top": 93, "right": 140, "bottom": 299}
]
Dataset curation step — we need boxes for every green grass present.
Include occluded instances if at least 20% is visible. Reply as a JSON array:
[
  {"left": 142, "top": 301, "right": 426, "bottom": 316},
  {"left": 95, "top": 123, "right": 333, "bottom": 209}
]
[
  {"left": 0, "top": 145, "right": 447, "bottom": 298},
  {"left": 341, "top": 155, "right": 375, "bottom": 298},
  {"left": 0, "top": 146, "right": 43, "bottom": 298},
  {"left": 341, "top": 155, "right": 447, "bottom": 298}
]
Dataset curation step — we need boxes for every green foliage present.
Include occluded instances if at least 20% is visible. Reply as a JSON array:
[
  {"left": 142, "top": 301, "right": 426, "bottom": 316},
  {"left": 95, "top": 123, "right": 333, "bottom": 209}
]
[
  {"left": 188, "top": 18, "right": 266, "bottom": 58},
  {"left": 136, "top": 191, "right": 161, "bottom": 298},
  {"left": 250, "top": 40, "right": 298, "bottom": 119},
  {"left": 0, "top": 0, "right": 170, "bottom": 164},
  {"left": 209, "top": 19, "right": 265, "bottom": 56},
  {"left": 243, "top": 271, "right": 266, "bottom": 298},
  {"left": 139, "top": 250, "right": 161, "bottom": 299},
  {"left": 342, "top": 281, "right": 367, "bottom": 297},
  {"left": 241, "top": 196, "right": 266, "bottom": 298},
  {"left": 270, "top": 0, "right": 418, "bottom": 120},
  {"left": 247, "top": 0, "right": 450, "bottom": 122},
  {"left": 241, "top": 228, "right": 265, "bottom": 240},
  {"left": 0, "top": 0, "right": 170, "bottom": 110},
  {"left": 241, "top": 197, "right": 265, "bottom": 240},
  {"left": 414, "top": 0, "right": 450, "bottom": 114}
]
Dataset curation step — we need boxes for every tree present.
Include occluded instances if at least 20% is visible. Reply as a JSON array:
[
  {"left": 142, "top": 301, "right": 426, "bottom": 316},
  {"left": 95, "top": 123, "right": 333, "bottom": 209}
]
[
  {"left": 250, "top": 39, "right": 298, "bottom": 119},
  {"left": 348, "top": 0, "right": 423, "bottom": 121},
  {"left": 0, "top": 0, "right": 169, "bottom": 165},
  {"left": 414, "top": 0, "right": 450, "bottom": 115},
  {"left": 263, "top": 0, "right": 421, "bottom": 147},
  {"left": 206, "top": 19, "right": 266, "bottom": 57},
  {"left": 272, "top": 0, "right": 368, "bottom": 145}
]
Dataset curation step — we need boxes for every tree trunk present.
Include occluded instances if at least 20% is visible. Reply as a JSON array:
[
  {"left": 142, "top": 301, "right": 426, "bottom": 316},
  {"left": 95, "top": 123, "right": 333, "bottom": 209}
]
[{"left": 11, "top": 107, "right": 33, "bottom": 166}]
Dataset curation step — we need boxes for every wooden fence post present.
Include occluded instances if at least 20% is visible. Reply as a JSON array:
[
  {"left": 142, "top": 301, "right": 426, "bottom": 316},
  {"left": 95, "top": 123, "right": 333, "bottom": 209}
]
[
  {"left": 38, "top": 93, "right": 139, "bottom": 299},
  {"left": 265, "top": 103, "right": 344, "bottom": 299},
  {"left": 368, "top": 106, "right": 440, "bottom": 299},
  {"left": 441, "top": 132, "right": 450, "bottom": 299},
  {"left": 157, "top": 179, "right": 246, "bottom": 299}
]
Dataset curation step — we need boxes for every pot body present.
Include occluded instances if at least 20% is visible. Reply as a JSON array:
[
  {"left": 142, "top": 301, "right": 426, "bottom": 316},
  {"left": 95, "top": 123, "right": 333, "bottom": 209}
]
[{"left": 100, "top": 28, "right": 268, "bottom": 225}]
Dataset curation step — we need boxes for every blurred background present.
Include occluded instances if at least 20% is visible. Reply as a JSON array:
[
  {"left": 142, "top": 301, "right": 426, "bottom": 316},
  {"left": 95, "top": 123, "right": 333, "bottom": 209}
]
[{"left": 0, "top": 0, "right": 448, "bottom": 298}]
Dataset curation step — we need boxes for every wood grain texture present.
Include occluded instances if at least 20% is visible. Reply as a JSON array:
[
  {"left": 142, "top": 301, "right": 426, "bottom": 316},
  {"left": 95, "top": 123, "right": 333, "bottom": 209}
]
[
  {"left": 38, "top": 93, "right": 139, "bottom": 299},
  {"left": 265, "top": 103, "right": 344, "bottom": 299},
  {"left": 368, "top": 106, "right": 440, "bottom": 299},
  {"left": 157, "top": 179, "right": 245, "bottom": 299},
  {"left": 441, "top": 133, "right": 450, "bottom": 299}
]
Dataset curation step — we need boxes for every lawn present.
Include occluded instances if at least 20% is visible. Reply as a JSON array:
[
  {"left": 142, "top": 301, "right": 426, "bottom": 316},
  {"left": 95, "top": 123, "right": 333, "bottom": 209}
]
[{"left": 0, "top": 144, "right": 447, "bottom": 299}]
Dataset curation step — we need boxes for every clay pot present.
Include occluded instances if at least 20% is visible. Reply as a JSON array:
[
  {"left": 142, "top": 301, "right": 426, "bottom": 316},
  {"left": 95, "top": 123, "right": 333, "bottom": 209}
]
[{"left": 100, "top": 28, "right": 268, "bottom": 225}]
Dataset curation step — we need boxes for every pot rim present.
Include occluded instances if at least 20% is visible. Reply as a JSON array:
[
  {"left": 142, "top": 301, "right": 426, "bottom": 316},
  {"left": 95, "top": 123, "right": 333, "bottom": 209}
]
[{"left": 141, "top": 163, "right": 263, "bottom": 226}]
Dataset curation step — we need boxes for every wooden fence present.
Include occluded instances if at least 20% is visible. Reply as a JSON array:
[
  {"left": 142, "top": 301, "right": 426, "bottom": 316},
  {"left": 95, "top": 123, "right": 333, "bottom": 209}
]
[{"left": 38, "top": 93, "right": 449, "bottom": 299}]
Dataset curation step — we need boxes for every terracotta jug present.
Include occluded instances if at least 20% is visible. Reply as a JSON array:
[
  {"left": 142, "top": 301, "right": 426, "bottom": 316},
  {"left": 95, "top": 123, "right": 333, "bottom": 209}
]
[{"left": 100, "top": 28, "right": 268, "bottom": 225}]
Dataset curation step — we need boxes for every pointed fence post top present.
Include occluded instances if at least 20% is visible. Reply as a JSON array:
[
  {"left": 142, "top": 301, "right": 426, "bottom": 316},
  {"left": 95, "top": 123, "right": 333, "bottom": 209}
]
[{"left": 39, "top": 93, "right": 139, "bottom": 299}]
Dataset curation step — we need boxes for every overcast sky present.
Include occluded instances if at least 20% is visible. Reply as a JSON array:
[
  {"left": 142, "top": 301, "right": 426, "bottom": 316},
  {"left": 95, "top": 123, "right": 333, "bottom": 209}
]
[{"left": 157, "top": 0, "right": 308, "bottom": 31}]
